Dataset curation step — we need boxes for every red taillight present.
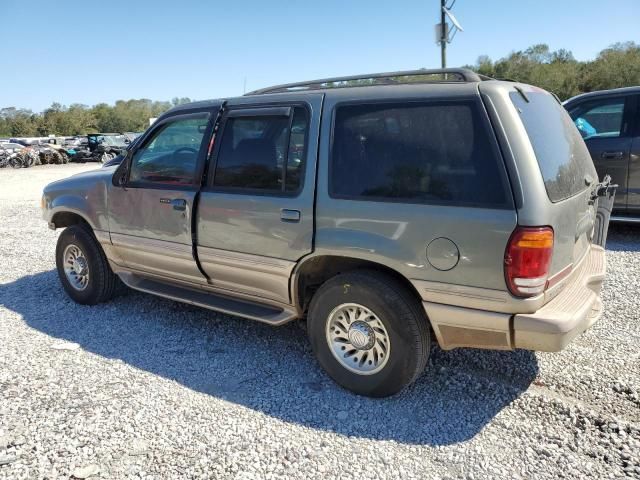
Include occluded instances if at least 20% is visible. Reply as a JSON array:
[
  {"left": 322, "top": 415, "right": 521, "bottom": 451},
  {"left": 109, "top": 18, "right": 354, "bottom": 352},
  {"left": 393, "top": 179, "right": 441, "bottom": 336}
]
[{"left": 504, "top": 227, "right": 554, "bottom": 297}]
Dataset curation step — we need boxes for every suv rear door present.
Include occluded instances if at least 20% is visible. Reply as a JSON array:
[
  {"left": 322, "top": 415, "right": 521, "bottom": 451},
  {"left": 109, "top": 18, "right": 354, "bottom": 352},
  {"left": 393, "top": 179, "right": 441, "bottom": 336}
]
[
  {"left": 195, "top": 94, "right": 323, "bottom": 305},
  {"left": 565, "top": 93, "right": 637, "bottom": 212}
]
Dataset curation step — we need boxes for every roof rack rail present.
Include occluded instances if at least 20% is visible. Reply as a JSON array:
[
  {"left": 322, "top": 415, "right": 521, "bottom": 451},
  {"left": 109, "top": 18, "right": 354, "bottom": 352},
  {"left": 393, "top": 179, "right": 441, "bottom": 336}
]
[{"left": 246, "top": 68, "right": 488, "bottom": 95}]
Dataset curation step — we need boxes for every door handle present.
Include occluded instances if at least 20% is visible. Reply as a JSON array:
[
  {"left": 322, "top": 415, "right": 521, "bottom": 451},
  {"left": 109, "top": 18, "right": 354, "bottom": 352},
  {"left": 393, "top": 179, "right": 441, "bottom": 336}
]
[
  {"left": 160, "top": 198, "right": 187, "bottom": 211},
  {"left": 601, "top": 151, "right": 624, "bottom": 160},
  {"left": 280, "top": 209, "right": 301, "bottom": 222},
  {"left": 171, "top": 199, "right": 187, "bottom": 211}
]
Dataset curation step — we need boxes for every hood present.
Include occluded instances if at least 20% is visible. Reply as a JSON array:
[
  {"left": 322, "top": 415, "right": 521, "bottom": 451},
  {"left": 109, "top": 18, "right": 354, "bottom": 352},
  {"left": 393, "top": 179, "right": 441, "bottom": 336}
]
[{"left": 44, "top": 166, "right": 114, "bottom": 193}]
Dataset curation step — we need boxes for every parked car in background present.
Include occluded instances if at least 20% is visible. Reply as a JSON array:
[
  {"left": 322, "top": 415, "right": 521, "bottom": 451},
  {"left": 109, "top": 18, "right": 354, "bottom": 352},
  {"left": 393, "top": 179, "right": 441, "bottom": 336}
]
[
  {"left": 0, "top": 142, "right": 26, "bottom": 154},
  {"left": 71, "top": 133, "right": 129, "bottom": 163},
  {"left": 42, "top": 68, "right": 613, "bottom": 397},
  {"left": 101, "top": 134, "right": 144, "bottom": 168},
  {"left": 31, "top": 143, "right": 70, "bottom": 165},
  {"left": 10, "top": 137, "right": 56, "bottom": 146},
  {"left": 564, "top": 86, "right": 640, "bottom": 221},
  {"left": 0, "top": 142, "right": 35, "bottom": 168},
  {"left": 0, "top": 143, "right": 23, "bottom": 168},
  {"left": 123, "top": 132, "right": 143, "bottom": 143},
  {"left": 63, "top": 137, "right": 87, "bottom": 149}
]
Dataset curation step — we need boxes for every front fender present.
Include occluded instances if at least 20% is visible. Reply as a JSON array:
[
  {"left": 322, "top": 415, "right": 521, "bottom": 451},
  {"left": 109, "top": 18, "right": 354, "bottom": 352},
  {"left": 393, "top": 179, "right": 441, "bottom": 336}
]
[{"left": 42, "top": 168, "right": 112, "bottom": 231}]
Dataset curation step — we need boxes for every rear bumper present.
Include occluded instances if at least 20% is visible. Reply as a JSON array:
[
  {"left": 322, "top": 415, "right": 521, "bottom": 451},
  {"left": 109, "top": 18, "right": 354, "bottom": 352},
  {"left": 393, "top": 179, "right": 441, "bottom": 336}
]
[
  {"left": 424, "top": 244, "right": 606, "bottom": 352},
  {"left": 512, "top": 244, "right": 605, "bottom": 351}
]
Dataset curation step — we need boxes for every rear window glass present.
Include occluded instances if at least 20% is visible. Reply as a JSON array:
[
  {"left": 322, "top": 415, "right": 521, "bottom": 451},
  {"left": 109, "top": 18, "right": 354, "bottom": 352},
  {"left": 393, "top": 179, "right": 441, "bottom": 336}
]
[
  {"left": 510, "top": 91, "right": 596, "bottom": 202},
  {"left": 330, "top": 101, "right": 510, "bottom": 208}
]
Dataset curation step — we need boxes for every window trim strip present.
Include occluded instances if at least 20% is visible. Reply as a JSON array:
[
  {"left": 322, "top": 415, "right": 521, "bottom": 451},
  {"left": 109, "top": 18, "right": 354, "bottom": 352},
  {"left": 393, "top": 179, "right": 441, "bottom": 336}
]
[
  {"left": 124, "top": 111, "right": 212, "bottom": 190},
  {"left": 204, "top": 103, "right": 311, "bottom": 198}
]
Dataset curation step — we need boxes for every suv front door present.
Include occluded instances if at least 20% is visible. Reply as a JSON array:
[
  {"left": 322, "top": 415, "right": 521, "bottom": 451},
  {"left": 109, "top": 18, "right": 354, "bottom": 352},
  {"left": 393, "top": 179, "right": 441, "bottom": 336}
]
[
  {"left": 108, "top": 111, "right": 211, "bottom": 284},
  {"left": 567, "top": 94, "right": 636, "bottom": 212},
  {"left": 196, "top": 94, "right": 323, "bottom": 305}
]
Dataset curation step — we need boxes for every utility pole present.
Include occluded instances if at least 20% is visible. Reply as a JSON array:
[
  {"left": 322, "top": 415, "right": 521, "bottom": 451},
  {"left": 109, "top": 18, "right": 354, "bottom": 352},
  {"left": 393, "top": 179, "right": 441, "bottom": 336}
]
[
  {"left": 440, "top": 0, "right": 446, "bottom": 68},
  {"left": 436, "top": 1, "right": 463, "bottom": 69}
]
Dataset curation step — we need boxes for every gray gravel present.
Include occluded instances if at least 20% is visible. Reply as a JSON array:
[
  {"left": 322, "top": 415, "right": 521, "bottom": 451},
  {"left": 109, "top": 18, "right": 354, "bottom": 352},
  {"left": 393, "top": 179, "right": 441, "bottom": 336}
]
[{"left": 1, "top": 164, "right": 639, "bottom": 479}]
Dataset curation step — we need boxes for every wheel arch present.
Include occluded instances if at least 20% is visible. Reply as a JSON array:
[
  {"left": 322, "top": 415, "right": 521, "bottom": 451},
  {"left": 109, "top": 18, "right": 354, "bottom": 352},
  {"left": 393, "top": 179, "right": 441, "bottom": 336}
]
[
  {"left": 50, "top": 210, "right": 92, "bottom": 229},
  {"left": 291, "top": 255, "right": 425, "bottom": 318}
]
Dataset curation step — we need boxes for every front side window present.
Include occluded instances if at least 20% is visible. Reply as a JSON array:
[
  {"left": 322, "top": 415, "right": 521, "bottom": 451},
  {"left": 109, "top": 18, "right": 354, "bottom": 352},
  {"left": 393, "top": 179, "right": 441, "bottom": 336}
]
[
  {"left": 213, "top": 106, "right": 309, "bottom": 193},
  {"left": 568, "top": 97, "right": 626, "bottom": 140},
  {"left": 129, "top": 116, "right": 208, "bottom": 186},
  {"left": 330, "top": 101, "right": 508, "bottom": 207}
]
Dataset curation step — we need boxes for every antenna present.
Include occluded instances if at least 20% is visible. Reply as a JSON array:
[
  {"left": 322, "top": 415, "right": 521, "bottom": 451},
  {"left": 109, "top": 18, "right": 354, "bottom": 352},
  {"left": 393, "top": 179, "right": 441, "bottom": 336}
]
[
  {"left": 435, "top": 0, "right": 464, "bottom": 68},
  {"left": 443, "top": 7, "right": 463, "bottom": 32}
]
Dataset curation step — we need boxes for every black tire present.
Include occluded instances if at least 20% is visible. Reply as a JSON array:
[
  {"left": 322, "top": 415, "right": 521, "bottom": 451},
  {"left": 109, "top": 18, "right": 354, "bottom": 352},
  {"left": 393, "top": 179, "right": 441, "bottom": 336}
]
[
  {"left": 9, "top": 154, "right": 23, "bottom": 168},
  {"left": 307, "top": 270, "right": 430, "bottom": 397},
  {"left": 55, "top": 224, "right": 117, "bottom": 305}
]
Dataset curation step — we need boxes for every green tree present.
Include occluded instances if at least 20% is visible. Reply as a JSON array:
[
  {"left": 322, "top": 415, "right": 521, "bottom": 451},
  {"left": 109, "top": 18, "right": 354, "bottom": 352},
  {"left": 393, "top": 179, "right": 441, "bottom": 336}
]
[
  {"left": 467, "top": 41, "right": 640, "bottom": 100},
  {"left": 580, "top": 42, "right": 640, "bottom": 92}
]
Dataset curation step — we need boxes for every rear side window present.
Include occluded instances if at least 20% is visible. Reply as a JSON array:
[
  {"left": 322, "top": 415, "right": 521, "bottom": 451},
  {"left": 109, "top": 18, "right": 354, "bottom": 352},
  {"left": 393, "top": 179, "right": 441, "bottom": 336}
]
[
  {"left": 213, "top": 107, "right": 309, "bottom": 193},
  {"left": 330, "top": 101, "right": 509, "bottom": 207},
  {"left": 510, "top": 91, "right": 596, "bottom": 202}
]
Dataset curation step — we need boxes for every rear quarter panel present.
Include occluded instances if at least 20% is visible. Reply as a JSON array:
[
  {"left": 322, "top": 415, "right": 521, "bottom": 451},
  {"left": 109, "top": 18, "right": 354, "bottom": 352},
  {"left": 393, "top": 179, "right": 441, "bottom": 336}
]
[
  {"left": 313, "top": 85, "right": 517, "bottom": 293},
  {"left": 480, "top": 82, "right": 597, "bottom": 276}
]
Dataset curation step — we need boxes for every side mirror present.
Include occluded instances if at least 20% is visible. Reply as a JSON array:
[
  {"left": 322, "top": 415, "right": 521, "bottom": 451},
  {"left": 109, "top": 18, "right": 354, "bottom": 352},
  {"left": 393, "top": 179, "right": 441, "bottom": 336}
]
[
  {"left": 117, "top": 169, "right": 127, "bottom": 187},
  {"left": 112, "top": 154, "right": 130, "bottom": 187}
]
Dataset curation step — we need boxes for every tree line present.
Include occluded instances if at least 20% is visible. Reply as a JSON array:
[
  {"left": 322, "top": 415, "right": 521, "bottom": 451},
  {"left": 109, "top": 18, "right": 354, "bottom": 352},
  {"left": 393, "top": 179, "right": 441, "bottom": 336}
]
[
  {"left": 0, "top": 97, "right": 193, "bottom": 138},
  {"left": 2, "top": 42, "right": 639, "bottom": 138},
  {"left": 467, "top": 41, "right": 640, "bottom": 101}
]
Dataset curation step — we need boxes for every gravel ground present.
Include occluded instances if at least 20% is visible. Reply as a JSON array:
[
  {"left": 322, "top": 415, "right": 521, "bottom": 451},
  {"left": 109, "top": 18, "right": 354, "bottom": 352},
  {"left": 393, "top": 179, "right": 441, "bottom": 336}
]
[{"left": 0, "top": 164, "right": 639, "bottom": 479}]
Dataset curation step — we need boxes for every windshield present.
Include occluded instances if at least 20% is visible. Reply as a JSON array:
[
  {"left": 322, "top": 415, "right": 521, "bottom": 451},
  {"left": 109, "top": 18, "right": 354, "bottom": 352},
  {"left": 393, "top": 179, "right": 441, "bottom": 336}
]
[{"left": 97, "top": 135, "right": 128, "bottom": 147}]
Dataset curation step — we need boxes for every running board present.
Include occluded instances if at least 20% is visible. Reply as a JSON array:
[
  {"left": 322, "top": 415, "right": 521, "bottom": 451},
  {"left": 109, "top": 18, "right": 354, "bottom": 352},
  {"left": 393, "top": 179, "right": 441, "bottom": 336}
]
[
  {"left": 118, "top": 272, "right": 297, "bottom": 326},
  {"left": 611, "top": 216, "right": 640, "bottom": 224}
]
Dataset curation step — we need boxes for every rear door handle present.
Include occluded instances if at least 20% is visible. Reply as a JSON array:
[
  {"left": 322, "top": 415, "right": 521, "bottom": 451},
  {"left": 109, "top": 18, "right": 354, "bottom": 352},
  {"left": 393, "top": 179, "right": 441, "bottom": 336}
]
[
  {"left": 160, "top": 198, "right": 187, "bottom": 211},
  {"left": 601, "top": 151, "right": 624, "bottom": 160},
  {"left": 280, "top": 209, "right": 301, "bottom": 222}
]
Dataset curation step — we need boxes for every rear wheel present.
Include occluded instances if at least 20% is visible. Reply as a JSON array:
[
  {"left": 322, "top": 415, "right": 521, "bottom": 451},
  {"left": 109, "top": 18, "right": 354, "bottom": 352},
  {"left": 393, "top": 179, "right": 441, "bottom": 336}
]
[
  {"left": 55, "top": 224, "right": 117, "bottom": 305},
  {"left": 307, "top": 270, "right": 430, "bottom": 397}
]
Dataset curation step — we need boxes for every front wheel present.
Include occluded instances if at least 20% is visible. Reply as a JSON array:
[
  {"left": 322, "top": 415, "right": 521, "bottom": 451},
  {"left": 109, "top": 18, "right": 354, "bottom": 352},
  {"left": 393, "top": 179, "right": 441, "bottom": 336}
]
[
  {"left": 55, "top": 224, "right": 118, "bottom": 305},
  {"left": 307, "top": 270, "right": 431, "bottom": 397}
]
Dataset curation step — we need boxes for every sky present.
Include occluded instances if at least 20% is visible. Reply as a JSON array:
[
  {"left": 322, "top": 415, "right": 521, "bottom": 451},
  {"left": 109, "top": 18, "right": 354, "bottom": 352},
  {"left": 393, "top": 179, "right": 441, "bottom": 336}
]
[{"left": 1, "top": 0, "right": 638, "bottom": 112}]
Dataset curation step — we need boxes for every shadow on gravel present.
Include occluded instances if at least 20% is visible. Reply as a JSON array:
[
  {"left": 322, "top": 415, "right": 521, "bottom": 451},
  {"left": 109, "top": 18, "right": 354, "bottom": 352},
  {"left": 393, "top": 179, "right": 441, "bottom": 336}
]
[
  {"left": 2, "top": 270, "right": 539, "bottom": 446},
  {"left": 606, "top": 223, "right": 640, "bottom": 252}
]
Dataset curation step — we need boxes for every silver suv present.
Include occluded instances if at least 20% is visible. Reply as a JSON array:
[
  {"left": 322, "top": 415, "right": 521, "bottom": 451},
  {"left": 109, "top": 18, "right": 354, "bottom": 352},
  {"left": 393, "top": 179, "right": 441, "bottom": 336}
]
[{"left": 42, "top": 69, "right": 612, "bottom": 397}]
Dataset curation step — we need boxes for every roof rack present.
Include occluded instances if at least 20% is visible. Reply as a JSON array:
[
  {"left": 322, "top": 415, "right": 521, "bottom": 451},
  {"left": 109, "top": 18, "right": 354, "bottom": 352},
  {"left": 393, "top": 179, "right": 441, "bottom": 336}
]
[{"left": 246, "top": 68, "right": 488, "bottom": 95}]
